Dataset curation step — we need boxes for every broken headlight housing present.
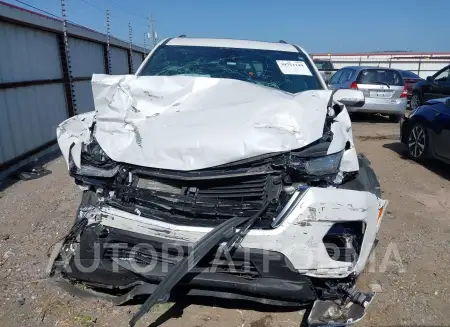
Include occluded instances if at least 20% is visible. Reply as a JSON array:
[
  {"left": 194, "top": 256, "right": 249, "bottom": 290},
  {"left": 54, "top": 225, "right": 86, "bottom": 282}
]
[
  {"left": 82, "top": 139, "right": 111, "bottom": 165},
  {"left": 69, "top": 139, "right": 119, "bottom": 179},
  {"left": 288, "top": 151, "right": 343, "bottom": 176}
]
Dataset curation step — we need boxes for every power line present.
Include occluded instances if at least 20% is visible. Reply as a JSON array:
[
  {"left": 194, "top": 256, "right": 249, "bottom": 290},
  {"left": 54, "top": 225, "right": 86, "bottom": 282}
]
[
  {"left": 76, "top": 0, "right": 104, "bottom": 12},
  {"left": 13, "top": 0, "right": 150, "bottom": 48},
  {"left": 74, "top": 0, "right": 151, "bottom": 34},
  {"left": 105, "top": 0, "right": 149, "bottom": 22},
  {"left": 14, "top": 0, "right": 62, "bottom": 19}
]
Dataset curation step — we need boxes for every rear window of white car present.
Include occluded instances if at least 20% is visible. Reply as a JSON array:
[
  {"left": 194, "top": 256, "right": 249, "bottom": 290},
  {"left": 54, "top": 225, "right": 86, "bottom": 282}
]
[
  {"left": 314, "top": 60, "right": 333, "bottom": 70},
  {"left": 356, "top": 69, "right": 404, "bottom": 86}
]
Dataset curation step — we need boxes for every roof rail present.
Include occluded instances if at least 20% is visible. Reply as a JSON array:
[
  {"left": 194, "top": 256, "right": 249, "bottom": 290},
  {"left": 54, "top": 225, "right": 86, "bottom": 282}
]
[
  {"left": 279, "top": 40, "right": 287, "bottom": 44},
  {"left": 178, "top": 34, "right": 187, "bottom": 38}
]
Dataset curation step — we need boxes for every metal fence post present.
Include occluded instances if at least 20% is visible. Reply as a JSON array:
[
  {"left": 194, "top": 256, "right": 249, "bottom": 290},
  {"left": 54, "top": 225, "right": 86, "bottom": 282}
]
[
  {"left": 59, "top": 0, "right": 76, "bottom": 116},
  {"left": 128, "top": 23, "right": 133, "bottom": 74},
  {"left": 103, "top": 9, "right": 111, "bottom": 74}
]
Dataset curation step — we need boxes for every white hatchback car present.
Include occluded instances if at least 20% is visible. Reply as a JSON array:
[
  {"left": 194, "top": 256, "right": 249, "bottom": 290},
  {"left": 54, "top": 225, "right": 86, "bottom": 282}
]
[{"left": 51, "top": 37, "right": 387, "bottom": 327}]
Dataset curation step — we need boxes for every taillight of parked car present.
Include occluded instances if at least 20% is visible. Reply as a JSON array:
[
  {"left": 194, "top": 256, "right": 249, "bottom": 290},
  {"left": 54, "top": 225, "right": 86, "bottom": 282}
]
[
  {"left": 350, "top": 81, "right": 358, "bottom": 89},
  {"left": 400, "top": 86, "right": 408, "bottom": 98}
]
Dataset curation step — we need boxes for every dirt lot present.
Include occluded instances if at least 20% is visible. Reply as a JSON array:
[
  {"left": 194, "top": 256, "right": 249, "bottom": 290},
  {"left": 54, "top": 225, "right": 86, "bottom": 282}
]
[{"left": 1, "top": 117, "right": 449, "bottom": 327}]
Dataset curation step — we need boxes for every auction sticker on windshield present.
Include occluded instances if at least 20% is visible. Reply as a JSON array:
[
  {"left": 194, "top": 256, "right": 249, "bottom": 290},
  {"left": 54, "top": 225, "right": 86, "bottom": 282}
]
[{"left": 276, "top": 60, "right": 312, "bottom": 76}]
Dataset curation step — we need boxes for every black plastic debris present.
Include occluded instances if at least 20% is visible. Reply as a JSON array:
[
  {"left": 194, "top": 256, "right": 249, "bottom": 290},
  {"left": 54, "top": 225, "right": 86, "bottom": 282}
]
[{"left": 16, "top": 167, "right": 52, "bottom": 181}]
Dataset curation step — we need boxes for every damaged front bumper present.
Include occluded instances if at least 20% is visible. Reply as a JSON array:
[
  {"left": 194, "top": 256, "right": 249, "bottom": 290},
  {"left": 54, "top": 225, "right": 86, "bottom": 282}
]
[{"left": 50, "top": 184, "right": 386, "bottom": 326}]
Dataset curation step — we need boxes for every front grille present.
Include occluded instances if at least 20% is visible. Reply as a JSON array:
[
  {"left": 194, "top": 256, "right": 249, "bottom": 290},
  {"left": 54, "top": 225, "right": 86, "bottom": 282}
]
[{"left": 109, "top": 170, "right": 283, "bottom": 228}]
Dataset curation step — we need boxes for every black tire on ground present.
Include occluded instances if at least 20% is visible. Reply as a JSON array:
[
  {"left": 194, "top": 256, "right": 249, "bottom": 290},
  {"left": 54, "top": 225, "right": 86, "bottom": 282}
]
[
  {"left": 406, "top": 122, "right": 429, "bottom": 161},
  {"left": 337, "top": 153, "right": 381, "bottom": 197},
  {"left": 389, "top": 114, "right": 402, "bottom": 123},
  {"left": 410, "top": 93, "right": 422, "bottom": 110}
]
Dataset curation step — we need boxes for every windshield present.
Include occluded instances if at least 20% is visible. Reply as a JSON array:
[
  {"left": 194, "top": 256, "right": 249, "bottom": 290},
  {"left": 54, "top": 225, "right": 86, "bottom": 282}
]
[
  {"left": 139, "top": 45, "right": 323, "bottom": 93},
  {"left": 356, "top": 69, "right": 404, "bottom": 86},
  {"left": 314, "top": 60, "right": 333, "bottom": 70}
]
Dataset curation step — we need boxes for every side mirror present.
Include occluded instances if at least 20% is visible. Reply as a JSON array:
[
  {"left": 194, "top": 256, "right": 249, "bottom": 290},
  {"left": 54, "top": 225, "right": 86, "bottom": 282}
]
[
  {"left": 332, "top": 89, "right": 365, "bottom": 108},
  {"left": 426, "top": 76, "right": 434, "bottom": 83},
  {"left": 445, "top": 98, "right": 450, "bottom": 108}
]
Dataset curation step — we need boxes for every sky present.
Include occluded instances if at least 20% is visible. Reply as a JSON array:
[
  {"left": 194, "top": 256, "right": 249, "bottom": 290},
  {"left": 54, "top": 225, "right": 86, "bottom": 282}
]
[{"left": 4, "top": 0, "right": 450, "bottom": 53}]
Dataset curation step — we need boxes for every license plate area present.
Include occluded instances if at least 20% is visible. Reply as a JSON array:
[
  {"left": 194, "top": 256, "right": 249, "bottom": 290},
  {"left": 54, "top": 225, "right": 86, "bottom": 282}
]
[{"left": 369, "top": 90, "right": 392, "bottom": 98}]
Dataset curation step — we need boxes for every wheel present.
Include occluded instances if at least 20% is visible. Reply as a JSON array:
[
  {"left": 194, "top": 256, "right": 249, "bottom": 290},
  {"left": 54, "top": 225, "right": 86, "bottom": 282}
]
[
  {"left": 410, "top": 93, "right": 422, "bottom": 110},
  {"left": 407, "top": 123, "right": 428, "bottom": 161},
  {"left": 389, "top": 114, "right": 402, "bottom": 123}
]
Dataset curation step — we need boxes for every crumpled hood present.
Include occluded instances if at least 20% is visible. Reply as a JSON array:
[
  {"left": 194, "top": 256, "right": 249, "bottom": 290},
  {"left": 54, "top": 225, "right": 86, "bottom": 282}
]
[{"left": 59, "top": 74, "right": 334, "bottom": 171}]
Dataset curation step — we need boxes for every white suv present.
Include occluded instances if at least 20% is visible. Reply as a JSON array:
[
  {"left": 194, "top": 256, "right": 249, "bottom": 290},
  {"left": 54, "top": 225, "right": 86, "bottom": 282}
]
[{"left": 51, "top": 37, "right": 387, "bottom": 327}]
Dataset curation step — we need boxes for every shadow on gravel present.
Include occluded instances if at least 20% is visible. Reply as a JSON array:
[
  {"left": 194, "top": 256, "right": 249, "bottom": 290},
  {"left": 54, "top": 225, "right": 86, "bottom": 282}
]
[
  {"left": 144, "top": 296, "right": 310, "bottom": 327},
  {"left": 0, "top": 150, "right": 61, "bottom": 193},
  {"left": 383, "top": 142, "right": 450, "bottom": 181}
]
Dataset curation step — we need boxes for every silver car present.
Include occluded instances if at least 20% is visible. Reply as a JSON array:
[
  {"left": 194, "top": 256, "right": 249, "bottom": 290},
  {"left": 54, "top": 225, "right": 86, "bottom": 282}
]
[{"left": 328, "top": 66, "right": 408, "bottom": 122}]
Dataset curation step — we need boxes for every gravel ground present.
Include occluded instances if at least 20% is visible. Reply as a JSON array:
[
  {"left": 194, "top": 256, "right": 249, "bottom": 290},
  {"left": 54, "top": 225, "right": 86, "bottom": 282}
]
[{"left": 0, "top": 116, "right": 449, "bottom": 327}]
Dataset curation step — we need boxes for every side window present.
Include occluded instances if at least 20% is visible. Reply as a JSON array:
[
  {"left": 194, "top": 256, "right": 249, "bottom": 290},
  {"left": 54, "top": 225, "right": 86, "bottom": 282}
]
[
  {"left": 329, "top": 69, "right": 343, "bottom": 84},
  {"left": 338, "top": 69, "right": 350, "bottom": 83},
  {"left": 346, "top": 69, "right": 355, "bottom": 82},
  {"left": 434, "top": 67, "right": 450, "bottom": 82}
]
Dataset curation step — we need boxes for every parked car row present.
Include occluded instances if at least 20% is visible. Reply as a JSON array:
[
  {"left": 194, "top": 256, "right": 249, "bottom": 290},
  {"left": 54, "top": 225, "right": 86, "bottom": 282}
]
[
  {"left": 313, "top": 60, "right": 450, "bottom": 166},
  {"left": 315, "top": 61, "right": 450, "bottom": 123}
]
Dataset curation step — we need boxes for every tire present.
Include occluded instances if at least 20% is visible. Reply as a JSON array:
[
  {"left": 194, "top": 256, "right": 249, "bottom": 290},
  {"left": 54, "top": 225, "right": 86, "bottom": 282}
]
[
  {"left": 406, "top": 122, "right": 428, "bottom": 161},
  {"left": 410, "top": 93, "right": 422, "bottom": 110},
  {"left": 389, "top": 114, "right": 402, "bottom": 123},
  {"left": 338, "top": 153, "right": 381, "bottom": 197}
]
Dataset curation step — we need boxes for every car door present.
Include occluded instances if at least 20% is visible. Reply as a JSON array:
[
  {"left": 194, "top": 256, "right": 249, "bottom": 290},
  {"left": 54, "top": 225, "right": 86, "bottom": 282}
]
[
  {"left": 327, "top": 69, "right": 344, "bottom": 90},
  {"left": 432, "top": 100, "right": 450, "bottom": 160},
  {"left": 424, "top": 66, "right": 450, "bottom": 101}
]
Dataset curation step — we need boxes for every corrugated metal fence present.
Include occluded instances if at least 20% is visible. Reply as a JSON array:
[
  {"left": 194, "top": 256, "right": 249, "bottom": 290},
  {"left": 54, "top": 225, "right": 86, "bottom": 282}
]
[
  {"left": 312, "top": 53, "right": 450, "bottom": 78},
  {"left": 0, "top": 2, "right": 146, "bottom": 178}
]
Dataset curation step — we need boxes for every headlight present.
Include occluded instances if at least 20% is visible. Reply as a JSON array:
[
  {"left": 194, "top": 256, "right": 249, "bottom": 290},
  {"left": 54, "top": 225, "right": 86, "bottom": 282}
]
[
  {"left": 83, "top": 140, "right": 110, "bottom": 163},
  {"left": 288, "top": 151, "right": 343, "bottom": 176},
  {"left": 69, "top": 139, "right": 118, "bottom": 178}
]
